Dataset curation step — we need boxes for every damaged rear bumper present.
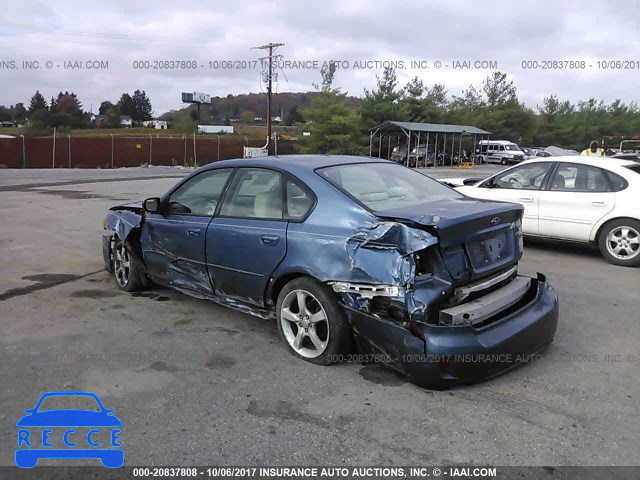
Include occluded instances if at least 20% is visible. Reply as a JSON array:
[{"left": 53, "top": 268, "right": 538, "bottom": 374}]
[{"left": 343, "top": 273, "right": 558, "bottom": 389}]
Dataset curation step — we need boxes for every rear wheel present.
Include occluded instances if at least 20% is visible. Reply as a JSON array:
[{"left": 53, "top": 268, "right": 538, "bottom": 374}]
[
  {"left": 112, "top": 238, "right": 144, "bottom": 291},
  {"left": 598, "top": 219, "right": 640, "bottom": 267},
  {"left": 501, "top": 158, "right": 508, "bottom": 165},
  {"left": 276, "top": 277, "right": 351, "bottom": 365}
]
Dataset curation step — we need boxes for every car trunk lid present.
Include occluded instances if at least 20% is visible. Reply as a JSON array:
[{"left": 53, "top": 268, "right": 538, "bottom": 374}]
[{"left": 377, "top": 197, "right": 523, "bottom": 283}]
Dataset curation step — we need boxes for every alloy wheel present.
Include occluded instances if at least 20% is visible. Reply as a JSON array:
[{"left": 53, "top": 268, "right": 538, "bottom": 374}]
[
  {"left": 279, "top": 289, "right": 329, "bottom": 358},
  {"left": 606, "top": 226, "right": 640, "bottom": 260}
]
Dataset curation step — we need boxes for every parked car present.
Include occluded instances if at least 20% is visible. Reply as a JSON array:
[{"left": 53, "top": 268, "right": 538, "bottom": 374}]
[
  {"left": 453, "top": 156, "right": 640, "bottom": 266},
  {"left": 475, "top": 140, "right": 526, "bottom": 165},
  {"left": 535, "top": 150, "right": 552, "bottom": 157},
  {"left": 408, "top": 145, "right": 435, "bottom": 167},
  {"left": 102, "top": 155, "right": 558, "bottom": 389},
  {"left": 390, "top": 145, "right": 407, "bottom": 163}
]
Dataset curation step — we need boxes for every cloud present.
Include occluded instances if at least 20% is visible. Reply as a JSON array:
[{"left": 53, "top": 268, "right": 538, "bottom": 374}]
[{"left": 1, "top": 0, "right": 639, "bottom": 114}]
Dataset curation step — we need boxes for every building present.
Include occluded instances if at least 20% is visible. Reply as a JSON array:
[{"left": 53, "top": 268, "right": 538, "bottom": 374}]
[
  {"left": 142, "top": 119, "right": 168, "bottom": 129},
  {"left": 120, "top": 115, "right": 133, "bottom": 128},
  {"left": 198, "top": 125, "right": 234, "bottom": 134}
]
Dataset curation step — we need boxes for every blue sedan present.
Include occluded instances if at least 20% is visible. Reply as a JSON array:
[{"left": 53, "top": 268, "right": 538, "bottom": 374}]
[{"left": 102, "top": 155, "right": 558, "bottom": 389}]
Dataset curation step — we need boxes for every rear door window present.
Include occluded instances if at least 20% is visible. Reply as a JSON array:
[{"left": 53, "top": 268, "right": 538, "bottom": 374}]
[{"left": 219, "top": 168, "right": 284, "bottom": 219}]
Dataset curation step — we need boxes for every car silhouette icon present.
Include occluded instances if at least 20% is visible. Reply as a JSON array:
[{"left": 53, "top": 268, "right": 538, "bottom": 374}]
[{"left": 15, "top": 391, "right": 123, "bottom": 468}]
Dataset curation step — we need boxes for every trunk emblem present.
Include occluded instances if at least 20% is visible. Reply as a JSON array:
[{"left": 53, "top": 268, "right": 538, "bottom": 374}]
[{"left": 490, "top": 216, "right": 500, "bottom": 225}]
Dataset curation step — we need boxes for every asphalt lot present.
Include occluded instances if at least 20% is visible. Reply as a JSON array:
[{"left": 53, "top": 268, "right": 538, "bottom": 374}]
[{"left": 1, "top": 164, "right": 638, "bottom": 468}]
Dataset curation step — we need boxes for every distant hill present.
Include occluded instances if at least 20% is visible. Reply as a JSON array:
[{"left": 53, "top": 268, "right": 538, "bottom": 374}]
[{"left": 159, "top": 91, "right": 362, "bottom": 124}]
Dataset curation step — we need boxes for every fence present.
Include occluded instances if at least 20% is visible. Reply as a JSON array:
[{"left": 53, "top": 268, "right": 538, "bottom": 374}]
[{"left": 0, "top": 135, "right": 297, "bottom": 169}]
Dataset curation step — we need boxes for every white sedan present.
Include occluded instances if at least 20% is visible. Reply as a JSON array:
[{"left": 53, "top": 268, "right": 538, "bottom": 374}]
[{"left": 451, "top": 156, "right": 640, "bottom": 266}]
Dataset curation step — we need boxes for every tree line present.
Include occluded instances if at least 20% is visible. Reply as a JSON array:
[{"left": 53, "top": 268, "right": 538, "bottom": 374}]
[
  {"left": 300, "top": 65, "right": 640, "bottom": 154},
  {"left": 0, "top": 90, "right": 153, "bottom": 133}
]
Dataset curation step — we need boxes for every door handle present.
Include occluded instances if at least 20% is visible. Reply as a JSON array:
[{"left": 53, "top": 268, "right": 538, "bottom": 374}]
[
  {"left": 592, "top": 201, "right": 606, "bottom": 207},
  {"left": 187, "top": 228, "right": 201, "bottom": 236},
  {"left": 519, "top": 197, "right": 534, "bottom": 202},
  {"left": 260, "top": 235, "right": 280, "bottom": 246}
]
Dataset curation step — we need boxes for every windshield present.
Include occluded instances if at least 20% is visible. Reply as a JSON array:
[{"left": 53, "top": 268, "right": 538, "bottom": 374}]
[
  {"left": 504, "top": 144, "right": 521, "bottom": 151},
  {"left": 318, "top": 162, "right": 462, "bottom": 212},
  {"left": 37, "top": 395, "right": 101, "bottom": 412}
]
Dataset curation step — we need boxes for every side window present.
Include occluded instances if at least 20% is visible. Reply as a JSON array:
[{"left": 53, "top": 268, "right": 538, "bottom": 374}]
[
  {"left": 286, "top": 179, "right": 314, "bottom": 220},
  {"left": 551, "top": 163, "right": 611, "bottom": 192},
  {"left": 483, "top": 163, "right": 552, "bottom": 190},
  {"left": 499, "top": 145, "right": 505, "bottom": 151},
  {"left": 167, "top": 168, "right": 232, "bottom": 216},
  {"left": 219, "top": 168, "right": 283, "bottom": 219},
  {"left": 605, "top": 170, "right": 628, "bottom": 192}
]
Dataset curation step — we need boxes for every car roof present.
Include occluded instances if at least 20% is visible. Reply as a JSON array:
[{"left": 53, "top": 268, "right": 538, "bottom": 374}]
[
  {"left": 198, "top": 154, "right": 391, "bottom": 173},
  {"left": 520, "top": 155, "right": 637, "bottom": 169}
]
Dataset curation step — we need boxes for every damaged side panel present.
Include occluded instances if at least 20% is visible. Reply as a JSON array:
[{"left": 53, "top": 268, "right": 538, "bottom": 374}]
[
  {"left": 104, "top": 206, "right": 273, "bottom": 319},
  {"left": 105, "top": 207, "right": 144, "bottom": 244},
  {"left": 281, "top": 215, "right": 450, "bottom": 363}
]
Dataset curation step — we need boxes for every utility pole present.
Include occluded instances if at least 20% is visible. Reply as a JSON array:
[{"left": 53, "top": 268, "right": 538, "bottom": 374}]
[{"left": 252, "top": 42, "right": 284, "bottom": 155}]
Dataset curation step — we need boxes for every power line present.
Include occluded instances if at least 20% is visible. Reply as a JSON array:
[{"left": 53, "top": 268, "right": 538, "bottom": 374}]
[{"left": 251, "top": 42, "right": 284, "bottom": 155}]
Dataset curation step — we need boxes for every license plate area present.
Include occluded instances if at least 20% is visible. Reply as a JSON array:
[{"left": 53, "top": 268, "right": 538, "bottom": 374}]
[{"left": 466, "top": 230, "right": 514, "bottom": 272}]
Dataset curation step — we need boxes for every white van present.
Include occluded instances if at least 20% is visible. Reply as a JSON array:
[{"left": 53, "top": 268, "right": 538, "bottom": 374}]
[{"left": 475, "top": 140, "right": 526, "bottom": 165}]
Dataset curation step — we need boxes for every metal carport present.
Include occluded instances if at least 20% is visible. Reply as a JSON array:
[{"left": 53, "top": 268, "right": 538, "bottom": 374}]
[{"left": 369, "top": 121, "right": 491, "bottom": 167}]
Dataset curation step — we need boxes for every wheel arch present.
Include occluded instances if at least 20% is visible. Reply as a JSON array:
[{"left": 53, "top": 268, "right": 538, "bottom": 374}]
[
  {"left": 592, "top": 216, "right": 640, "bottom": 244},
  {"left": 266, "top": 271, "right": 327, "bottom": 309},
  {"left": 112, "top": 227, "right": 150, "bottom": 287}
]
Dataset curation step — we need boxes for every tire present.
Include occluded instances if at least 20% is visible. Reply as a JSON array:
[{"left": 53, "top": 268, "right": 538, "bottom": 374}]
[
  {"left": 501, "top": 158, "right": 508, "bottom": 165},
  {"left": 276, "top": 277, "right": 351, "bottom": 365},
  {"left": 598, "top": 219, "right": 640, "bottom": 267},
  {"left": 112, "top": 237, "right": 144, "bottom": 291}
]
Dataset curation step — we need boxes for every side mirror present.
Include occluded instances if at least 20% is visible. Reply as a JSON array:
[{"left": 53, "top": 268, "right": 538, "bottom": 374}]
[{"left": 143, "top": 197, "right": 161, "bottom": 213}]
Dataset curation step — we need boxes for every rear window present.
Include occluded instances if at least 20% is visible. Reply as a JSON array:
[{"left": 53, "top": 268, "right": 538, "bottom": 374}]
[
  {"left": 625, "top": 165, "right": 640, "bottom": 175},
  {"left": 605, "top": 170, "right": 628, "bottom": 191},
  {"left": 318, "top": 162, "right": 461, "bottom": 212}
]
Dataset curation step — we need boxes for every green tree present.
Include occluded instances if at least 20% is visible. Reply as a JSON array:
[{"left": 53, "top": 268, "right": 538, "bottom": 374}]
[
  {"left": 132, "top": 89, "right": 153, "bottom": 121},
  {"left": 103, "top": 108, "right": 121, "bottom": 128},
  {"left": 482, "top": 71, "right": 517, "bottom": 108},
  {"left": 301, "top": 62, "right": 364, "bottom": 155},
  {"left": 28, "top": 90, "right": 48, "bottom": 113},
  {"left": 99, "top": 101, "right": 116, "bottom": 115},
  {"left": 420, "top": 84, "right": 449, "bottom": 123},
  {"left": 240, "top": 109, "right": 254, "bottom": 124},
  {"left": 0, "top": 105, "right": 11, "bottom": 122},
  {"left": 359, "top": 66, "right": 404, "bottom": 129},
  {"left": 284, "top": 105, "right": 305, "bottom": 125},
  {"left": 10, "top": 103, "right": 27, "bottom": 124},
  {"left": 118, "top": 93, "right": 136, "bottom": 119},
  {"left": 52, "top": 91, "right": 87, "bottom": 128},
  {"left": 399, "top": 77, "right": 425, "bottom": 121}
]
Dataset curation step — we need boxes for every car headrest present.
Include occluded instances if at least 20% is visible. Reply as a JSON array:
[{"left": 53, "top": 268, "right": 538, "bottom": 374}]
[{"left": 254, "top": 190, "right": 282, "bottom": 219}]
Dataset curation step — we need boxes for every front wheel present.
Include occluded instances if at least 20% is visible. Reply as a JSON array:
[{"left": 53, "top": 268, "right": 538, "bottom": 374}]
[
  {"left": 112, "top": 238, "right": 144, "bottom": 291},
  {"left": 598, "top": 219, "right": 640, "bottom": 267},
  {"left": 501, "top": 158, "right": 508, "bottom": 165},
  {"left": 276, "top": 277, "right": 351, "bottom": 365}
]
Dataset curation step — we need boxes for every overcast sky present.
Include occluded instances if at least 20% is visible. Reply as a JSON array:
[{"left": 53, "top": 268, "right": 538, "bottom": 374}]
[{"left": 1, "top": 0, "right": 639, "bottom": 116}]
